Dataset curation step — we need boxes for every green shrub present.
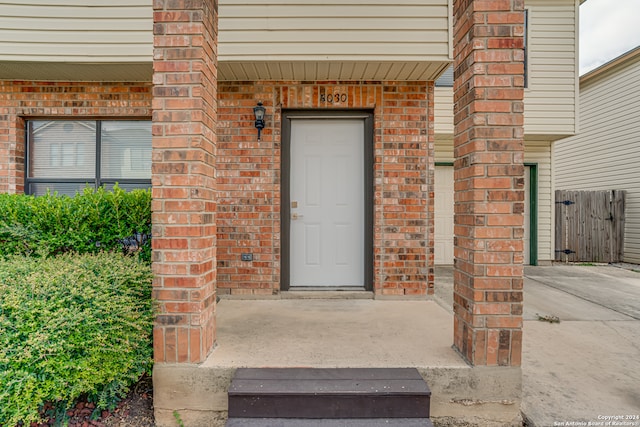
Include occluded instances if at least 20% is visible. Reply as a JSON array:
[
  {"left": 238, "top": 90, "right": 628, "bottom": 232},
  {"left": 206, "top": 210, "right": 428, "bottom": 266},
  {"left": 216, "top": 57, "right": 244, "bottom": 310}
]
[
  {"left": 0, "top": 252, "right": 154, "bottom": 426},
  {"left": 0, "top": 186, "right": 151, "bottom": 263}
]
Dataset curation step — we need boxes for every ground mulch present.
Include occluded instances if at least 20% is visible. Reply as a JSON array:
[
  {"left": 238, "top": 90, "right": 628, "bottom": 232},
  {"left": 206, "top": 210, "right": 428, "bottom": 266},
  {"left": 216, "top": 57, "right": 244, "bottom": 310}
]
[{"left": 25, "top": 375, "right": 155, "bottom": 427}]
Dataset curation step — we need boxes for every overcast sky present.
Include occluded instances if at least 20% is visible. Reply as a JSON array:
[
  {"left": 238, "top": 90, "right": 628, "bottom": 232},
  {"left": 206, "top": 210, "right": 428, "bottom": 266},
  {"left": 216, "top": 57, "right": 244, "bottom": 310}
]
[{"left": 580, "top": 0, "right": 640, "bottom": 75}]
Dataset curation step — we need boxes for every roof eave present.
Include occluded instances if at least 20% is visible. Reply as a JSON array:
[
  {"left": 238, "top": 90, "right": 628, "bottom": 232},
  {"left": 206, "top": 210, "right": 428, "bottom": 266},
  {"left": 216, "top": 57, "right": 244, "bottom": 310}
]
[{"left": 581, "top": 45, "right": 640, "bottom": 84}]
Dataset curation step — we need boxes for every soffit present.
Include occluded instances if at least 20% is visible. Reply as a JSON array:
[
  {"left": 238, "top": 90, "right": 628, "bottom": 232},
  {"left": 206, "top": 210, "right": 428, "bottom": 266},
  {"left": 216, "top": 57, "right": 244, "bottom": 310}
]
[
  {"left": 0, "top": 60, "right": 451, "bottom": 82},
  {"left": 0, "top": 62, "right": 152, "bottom": 82},
  {"left": 219, "top": 61, "right": 451, "bottom": 82}
]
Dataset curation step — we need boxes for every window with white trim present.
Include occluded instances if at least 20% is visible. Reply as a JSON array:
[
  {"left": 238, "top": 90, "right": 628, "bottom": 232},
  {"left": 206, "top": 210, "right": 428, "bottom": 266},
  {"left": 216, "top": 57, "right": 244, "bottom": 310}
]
[{"left": 26, "top": 120, "right": 152, "bottom": 196}]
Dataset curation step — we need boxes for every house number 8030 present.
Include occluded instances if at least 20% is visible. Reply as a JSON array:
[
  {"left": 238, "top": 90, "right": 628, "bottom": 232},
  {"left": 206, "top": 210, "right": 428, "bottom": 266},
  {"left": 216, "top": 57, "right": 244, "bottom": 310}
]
[{"left": 320, "top": 93, "right": 348, "bottom": 103}]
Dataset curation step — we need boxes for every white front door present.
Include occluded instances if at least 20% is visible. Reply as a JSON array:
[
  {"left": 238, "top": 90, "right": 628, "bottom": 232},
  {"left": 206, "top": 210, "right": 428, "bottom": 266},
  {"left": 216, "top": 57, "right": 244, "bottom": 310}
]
[{"left": 290, "top": 119, "right": 364, "bottom": 287}]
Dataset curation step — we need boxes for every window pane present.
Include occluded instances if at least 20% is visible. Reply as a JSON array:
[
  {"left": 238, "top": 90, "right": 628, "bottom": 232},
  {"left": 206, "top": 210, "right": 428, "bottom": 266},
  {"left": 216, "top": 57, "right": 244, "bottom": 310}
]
[
  {"left": 101, "top": 121, "right": 152, "bottom": 180},
  {"left": 29, "top": 182, "right": 94, "bottom": 197},
  {"left": 30, "top": 121, "right": 96, "bottom": 178}
]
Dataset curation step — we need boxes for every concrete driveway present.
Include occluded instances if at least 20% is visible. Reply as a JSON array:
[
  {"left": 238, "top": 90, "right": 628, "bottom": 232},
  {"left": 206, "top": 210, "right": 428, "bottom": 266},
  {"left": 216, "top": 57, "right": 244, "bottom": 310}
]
[
  {"left": 436, "top": 264, "right": 640, "bottom": 427},
  {"left": 522, "top": 264, "right": 640, "bottom": 427}
]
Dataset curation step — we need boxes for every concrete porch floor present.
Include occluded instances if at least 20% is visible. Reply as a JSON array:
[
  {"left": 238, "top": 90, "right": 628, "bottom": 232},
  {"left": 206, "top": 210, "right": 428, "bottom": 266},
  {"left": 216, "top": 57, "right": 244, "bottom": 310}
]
[
  {"left": 154, "top": 289, "right": 522, "bottom": 427},
  {"left": 207, "top": 298, "right": 464, "bottom": 369},
  {"left": 154, "top": 264, "right": 640, "bottom": 427}
]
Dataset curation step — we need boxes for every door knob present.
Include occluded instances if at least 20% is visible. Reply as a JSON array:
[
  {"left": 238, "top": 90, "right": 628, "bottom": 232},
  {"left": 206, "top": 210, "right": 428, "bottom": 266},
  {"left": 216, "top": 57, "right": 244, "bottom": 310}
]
[{"left": 291, "top": 213, "right": 304, "bottom": 220}]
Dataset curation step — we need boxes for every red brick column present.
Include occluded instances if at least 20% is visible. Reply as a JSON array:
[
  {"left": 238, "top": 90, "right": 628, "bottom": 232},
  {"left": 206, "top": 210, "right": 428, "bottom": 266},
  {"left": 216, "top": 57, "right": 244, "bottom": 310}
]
[
  {"left": 452, "top": 0, "right": 525, "bottom": 366},
  {"left": 152, "top": 0, "right": 218, "bottom": 364},
  {"left": 0, "top": 114, "right": 25, "bottom": 194}
]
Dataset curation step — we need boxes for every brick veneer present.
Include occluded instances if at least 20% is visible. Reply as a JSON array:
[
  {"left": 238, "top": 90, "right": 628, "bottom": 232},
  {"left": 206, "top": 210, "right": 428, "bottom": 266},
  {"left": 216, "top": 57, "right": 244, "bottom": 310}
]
[
  {"left": 452, "top": 0, "right": 525, "bottom": 366},
  {"left": 0, "top": 0, "right": 526, "bottom": 370},
  {"left": 0, "top": 81, "right": 152, "bottom": 194},
  {"left": 152, "top": 0, "right": 218, "bottom": 363},
  {"left": 216, "top": 81, "right": 434, "bottom": 297}
]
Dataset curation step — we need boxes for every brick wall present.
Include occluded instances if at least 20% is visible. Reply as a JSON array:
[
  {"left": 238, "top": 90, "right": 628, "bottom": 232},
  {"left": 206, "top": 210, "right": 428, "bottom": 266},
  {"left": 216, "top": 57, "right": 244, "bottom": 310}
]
[
  {"left": 0, "top": 76, "right": 435, "bottom": 366},
  {"left": 0, "top": 81, "right": 152, "bottom": 194},
  {"left": 217, "top": 80, "right": 434, "bottom": 297},
  {"left": 152, "top": 0, "right": 218, "bottom": 364},
  {"left": 452, "top": 0, "right": 525, "bottom": 366}
]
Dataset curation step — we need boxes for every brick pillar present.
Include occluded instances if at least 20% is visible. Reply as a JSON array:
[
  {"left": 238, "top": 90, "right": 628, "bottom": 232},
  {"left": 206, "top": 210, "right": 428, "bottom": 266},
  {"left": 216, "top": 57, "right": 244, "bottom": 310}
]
[
  {"left": 0, "top": 113, "right": 25, "bottom": 194},
  {"left": 452, "top": 0, "right": 525, "bottom": 366},
  {"left": 152, "top": 0, "right": 218, "bottom": 364}
]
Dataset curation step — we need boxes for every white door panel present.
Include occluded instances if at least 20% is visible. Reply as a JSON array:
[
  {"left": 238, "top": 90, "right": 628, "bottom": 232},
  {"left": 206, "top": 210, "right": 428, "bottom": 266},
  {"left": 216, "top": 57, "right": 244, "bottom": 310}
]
[{"left": 290, "top": 119, "right": 364, "bottom": 287}]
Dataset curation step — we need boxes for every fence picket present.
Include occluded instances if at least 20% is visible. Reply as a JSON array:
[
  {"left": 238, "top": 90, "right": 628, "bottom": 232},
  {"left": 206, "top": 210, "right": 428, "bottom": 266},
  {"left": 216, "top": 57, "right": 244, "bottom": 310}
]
[{"left": 554, "top": 190, "right": 625, "bottom": 262}]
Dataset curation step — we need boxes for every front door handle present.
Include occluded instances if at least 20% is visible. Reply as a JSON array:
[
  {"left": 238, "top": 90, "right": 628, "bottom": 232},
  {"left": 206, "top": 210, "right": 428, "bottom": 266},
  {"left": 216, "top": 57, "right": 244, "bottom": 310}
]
[{"left": 291, "top": 213, "right": 304, "bottom": 220}]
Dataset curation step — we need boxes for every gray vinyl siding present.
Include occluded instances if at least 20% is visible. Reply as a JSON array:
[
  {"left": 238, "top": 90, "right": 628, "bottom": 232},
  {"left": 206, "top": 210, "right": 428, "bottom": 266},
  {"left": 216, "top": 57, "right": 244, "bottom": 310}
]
[
  {"left": 218, "top": 0, "right": 451, "bottom": 62},
  {"left": 218, "top": 0, "right": 452, "bottom": 80},
  {"left": 433, "top": 0, "right": 578, "bottom": 139},
  {"left": 524, "top": 0, "right": 578, "bottom": 137},
  {"left": 0, "top": 0, "right": 451, "bottom": 81},
  {"left": 434, "top": 140, "right": 554, "bottom": 263},
  {"left": 434, "top": 86, "right": 454, "bottom": 135},
  {"left": 0, "top": 1, "right": 152, "bottom": 62},
  {"left": 555, "top": 52, "right": 640, "bottom": 263}
]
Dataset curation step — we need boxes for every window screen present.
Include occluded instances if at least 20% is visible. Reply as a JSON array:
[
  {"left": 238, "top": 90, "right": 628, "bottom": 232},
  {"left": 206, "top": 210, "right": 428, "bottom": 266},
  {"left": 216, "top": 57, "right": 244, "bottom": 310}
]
[
  {"left": 30, "top": 121, "right": 96, "bottom": 180},
  {"left": 101, "top": 121, "right": 152, "bottom": 180},
  {"left": 26, "top": 120, "right": 151, "bottom": 196}
]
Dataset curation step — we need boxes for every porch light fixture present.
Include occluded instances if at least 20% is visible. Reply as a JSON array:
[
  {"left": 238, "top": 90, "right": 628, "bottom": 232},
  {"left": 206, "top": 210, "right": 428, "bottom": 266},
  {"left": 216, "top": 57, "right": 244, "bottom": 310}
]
[{"left": 253, "top": 101, "right": 266, "bottom": 141}]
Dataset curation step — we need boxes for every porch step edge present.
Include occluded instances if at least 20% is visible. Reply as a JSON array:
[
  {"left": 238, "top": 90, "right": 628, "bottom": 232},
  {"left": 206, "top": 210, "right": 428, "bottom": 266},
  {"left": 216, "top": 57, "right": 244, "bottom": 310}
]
[
  {"left": 232, "top": 367, "right": 429, "bottom": 381},
  {"left": 227, "top": 368, "right": 431, "bottom": 419},
  {"left": 281, "top": 290, "right": 373, "bottom": 299}
]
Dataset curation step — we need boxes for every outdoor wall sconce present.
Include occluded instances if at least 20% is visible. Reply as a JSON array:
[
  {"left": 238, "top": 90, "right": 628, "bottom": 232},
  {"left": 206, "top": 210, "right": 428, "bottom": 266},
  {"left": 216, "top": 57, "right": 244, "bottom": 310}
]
[{"left": 253, "top": 101, "right": 266, "bottom": 141}]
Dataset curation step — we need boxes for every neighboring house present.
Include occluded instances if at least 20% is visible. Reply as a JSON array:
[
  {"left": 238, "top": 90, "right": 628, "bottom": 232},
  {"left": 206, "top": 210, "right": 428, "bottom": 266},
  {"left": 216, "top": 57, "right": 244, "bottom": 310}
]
[
  {"left": 434, "top": 0, "right": 579, "bottom": 266},
  {"left": 555, "top": 46, "right": 640, "bottom": 264},
  {"left": 0, "top": 1, "right": 579, "bottom": 425}
]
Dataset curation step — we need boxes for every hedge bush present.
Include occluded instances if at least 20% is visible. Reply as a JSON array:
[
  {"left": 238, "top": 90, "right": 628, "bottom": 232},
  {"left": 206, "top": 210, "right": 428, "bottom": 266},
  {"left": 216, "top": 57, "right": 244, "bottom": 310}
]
[
  {"left": 0, "top": 186, "right": 151, "bottom": 263},
  {"left": 0, "top": 252, "right": 154, "bottom": 426}
]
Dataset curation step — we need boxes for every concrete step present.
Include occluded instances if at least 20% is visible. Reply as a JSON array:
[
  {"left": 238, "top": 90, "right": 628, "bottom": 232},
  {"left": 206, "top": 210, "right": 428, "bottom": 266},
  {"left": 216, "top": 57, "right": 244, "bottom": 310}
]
[
  {"left": 226, "top": 418, "right": 434, "bottom": 427},
  {"left": 227, "top": 368, "right": 431, "bottom": 419}
]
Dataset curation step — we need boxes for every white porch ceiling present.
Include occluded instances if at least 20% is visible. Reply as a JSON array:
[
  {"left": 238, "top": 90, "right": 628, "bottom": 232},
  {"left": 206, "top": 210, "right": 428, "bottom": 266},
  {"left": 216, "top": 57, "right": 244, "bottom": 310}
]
[{"left": 219, "top": 61, "right": 451, "bottom": 82}]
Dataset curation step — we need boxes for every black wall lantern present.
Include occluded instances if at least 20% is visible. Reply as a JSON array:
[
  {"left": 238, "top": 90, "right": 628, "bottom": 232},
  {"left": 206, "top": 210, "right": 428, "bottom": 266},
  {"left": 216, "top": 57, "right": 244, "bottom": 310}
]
[{"left": 253, "top": 101, "right": 266, "bottom": 141}]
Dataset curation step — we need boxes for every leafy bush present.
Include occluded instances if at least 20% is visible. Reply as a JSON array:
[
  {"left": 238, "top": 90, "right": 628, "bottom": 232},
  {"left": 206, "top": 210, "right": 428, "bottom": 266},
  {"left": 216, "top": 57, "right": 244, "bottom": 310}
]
[
  {"left": 0, "top": 186, "right": 151, "bottom": 263},
  {"left": 0, "top": 252, "right": 153, "bottom": 426}
]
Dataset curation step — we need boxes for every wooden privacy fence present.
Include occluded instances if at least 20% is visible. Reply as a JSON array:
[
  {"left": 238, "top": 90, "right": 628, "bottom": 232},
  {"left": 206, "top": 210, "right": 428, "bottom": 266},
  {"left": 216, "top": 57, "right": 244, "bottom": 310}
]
[{"left": 555, "top": 190, "right": 625, "bottom": 263}]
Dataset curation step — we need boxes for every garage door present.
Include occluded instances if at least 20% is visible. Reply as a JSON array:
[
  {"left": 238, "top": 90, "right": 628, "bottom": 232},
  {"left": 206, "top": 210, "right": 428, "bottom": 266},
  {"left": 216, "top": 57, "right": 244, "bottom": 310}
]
[
  {"left": 434, "top": 165, "right": 531, "bottom": 265},
  {"left": 434, "top": 166, "right": 454, "bottom": 265}
]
